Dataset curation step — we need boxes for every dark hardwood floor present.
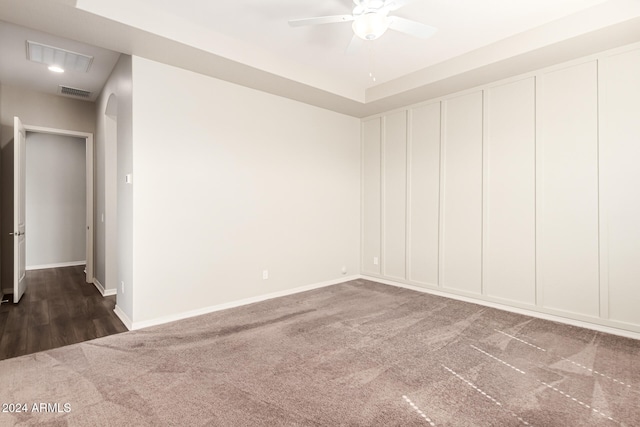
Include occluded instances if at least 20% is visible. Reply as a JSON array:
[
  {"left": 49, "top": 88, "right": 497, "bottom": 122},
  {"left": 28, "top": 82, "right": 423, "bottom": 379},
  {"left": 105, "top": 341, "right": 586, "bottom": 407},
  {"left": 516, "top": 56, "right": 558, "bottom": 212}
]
[{"left": 0, "top": 265, "right": 127, "bottom": 360}]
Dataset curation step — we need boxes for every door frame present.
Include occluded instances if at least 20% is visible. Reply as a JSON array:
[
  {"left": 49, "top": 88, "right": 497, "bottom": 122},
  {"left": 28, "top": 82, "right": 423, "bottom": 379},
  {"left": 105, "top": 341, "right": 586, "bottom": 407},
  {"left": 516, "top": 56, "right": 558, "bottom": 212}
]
[
  {"left": 23, "top": 124, "right": 94, "bottom": 283},
  {"left": 13, "top": 117, "right": 27, "bottom": 302}
]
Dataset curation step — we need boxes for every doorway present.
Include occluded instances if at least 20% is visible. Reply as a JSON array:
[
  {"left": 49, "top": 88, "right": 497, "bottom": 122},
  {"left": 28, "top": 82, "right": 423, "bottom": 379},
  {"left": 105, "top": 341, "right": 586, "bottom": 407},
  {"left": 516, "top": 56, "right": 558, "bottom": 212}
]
[
  {"left": 1, "top": 124, "right": 94, "bottom": 300},
  {"left": 0, "top": 122, "right": 127, "bottom": 360},
  {"left": 25, "top": 132, "right": 87, "bottom": 272}
]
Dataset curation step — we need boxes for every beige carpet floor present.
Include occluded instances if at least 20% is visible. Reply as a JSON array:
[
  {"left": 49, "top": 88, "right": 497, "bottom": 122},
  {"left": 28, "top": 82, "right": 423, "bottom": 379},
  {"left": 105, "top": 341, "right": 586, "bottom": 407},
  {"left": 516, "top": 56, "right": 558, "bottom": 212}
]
[{"left": 1, "top": 279, "right": 639, "bottom": 426}]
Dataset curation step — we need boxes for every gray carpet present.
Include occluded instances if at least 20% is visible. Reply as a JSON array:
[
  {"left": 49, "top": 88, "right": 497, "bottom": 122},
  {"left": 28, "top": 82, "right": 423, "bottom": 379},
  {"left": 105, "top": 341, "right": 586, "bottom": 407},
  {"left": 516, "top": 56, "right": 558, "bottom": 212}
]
[{"left": 1, "top": 279, "right": 639, "bottom": 426}]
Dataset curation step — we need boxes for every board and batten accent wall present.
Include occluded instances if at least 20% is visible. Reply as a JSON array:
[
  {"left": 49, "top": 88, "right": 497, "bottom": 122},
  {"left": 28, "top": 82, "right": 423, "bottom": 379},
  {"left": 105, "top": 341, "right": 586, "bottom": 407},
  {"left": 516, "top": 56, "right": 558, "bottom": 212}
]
[
  {"left": 408, "top": 103, "right": 440, "bottom": 286},
  {"left": 441, "top": 92, "right": 483, "bottom": 295},
  {"left": 484, "top": 77, "right": 536, "bottom": 305},
  {"left": 599, "top": 47, "right": 640, "bottom": 327},
  {"left": 382, "top": 111, "right": 408, "bottom": 281},
  {"left": 537, "top": 61, "right": 600, "bottom": 317},
  {"left": 361, "top": 42, "right": 640, "bottom": 335}
]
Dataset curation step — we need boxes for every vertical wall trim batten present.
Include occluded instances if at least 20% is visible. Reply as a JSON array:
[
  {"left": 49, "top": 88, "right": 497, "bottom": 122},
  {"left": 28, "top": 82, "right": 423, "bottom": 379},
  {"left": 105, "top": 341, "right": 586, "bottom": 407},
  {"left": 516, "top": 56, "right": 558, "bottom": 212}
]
[
  {"left": 533, "top": 75, "right": 539, "bottom": 308},
  {"left": 360, "top": 121, "right": 365, "bottom": 273},
  {"left": 481, "top": 90, "right": 488, "bottom": 296},
  {"left": 405, "top": 109, "right": 412, "bottom": 281},
  {"left": 597, "top": 58, "right": 609, "bottom": 320},
  {"left": 436, "top": 101, "right": 442, "bottom": 287},
  {"left": 438, "top": 101, "right": 447, "bottom": 288},
  {"left": 534, "top": 72, "right": 544, "bottom": 308},
  {"left": 380, "top": 117, "right": 386, "bottom": 277}
]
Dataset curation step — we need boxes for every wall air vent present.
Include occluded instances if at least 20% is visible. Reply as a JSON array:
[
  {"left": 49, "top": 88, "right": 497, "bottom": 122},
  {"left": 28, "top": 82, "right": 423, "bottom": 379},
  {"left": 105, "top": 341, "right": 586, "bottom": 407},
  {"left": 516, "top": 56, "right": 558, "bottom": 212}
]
[
  {"left": 59, "top": 85, "right": 92, "bottom": 98},
  {"left": 26, "top": 40, "right": 93, "bottom": 73}
]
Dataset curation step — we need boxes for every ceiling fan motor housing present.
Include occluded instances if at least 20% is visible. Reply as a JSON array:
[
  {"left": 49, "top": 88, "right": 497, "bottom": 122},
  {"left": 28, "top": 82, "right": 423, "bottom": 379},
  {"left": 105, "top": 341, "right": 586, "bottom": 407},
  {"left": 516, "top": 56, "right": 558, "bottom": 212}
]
[
  {"left": 353, "top": 12, "right": 390, "bottom": 40},
  {"left": 289, "top": 0, "right": 436, "bottom": 46}
]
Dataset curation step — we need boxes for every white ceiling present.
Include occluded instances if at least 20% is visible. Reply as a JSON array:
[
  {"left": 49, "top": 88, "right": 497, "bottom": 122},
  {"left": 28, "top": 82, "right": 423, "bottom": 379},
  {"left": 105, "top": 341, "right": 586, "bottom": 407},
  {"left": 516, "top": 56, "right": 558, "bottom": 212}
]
[
  {"left": 0, "top": 21, "right": 120, "bottom": 102},
  {"left": 1, "top": 0, "right": 640, "bottom": 116},
  {"left": 143, "top": 0, "right": 610, "bottom": 94}
]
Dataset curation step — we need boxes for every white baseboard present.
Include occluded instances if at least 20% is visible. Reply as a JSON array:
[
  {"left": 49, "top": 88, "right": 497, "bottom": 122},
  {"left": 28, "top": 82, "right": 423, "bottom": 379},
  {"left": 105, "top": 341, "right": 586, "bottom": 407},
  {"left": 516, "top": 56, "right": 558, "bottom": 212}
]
[
  {"left": 129, "top": 274, "right": 360, "bottom": 331},
  {"left": 114, "top": 305, "right": 133, "bottom": 330},
  {"left": 27, "top": 261, "right": 86, "bottom": 271},
  {"left": 92, "top": 279, "right": 117, "bottom": 297},
  {"left": 363, "top": 275, "right": 640, "bottom": 341}
]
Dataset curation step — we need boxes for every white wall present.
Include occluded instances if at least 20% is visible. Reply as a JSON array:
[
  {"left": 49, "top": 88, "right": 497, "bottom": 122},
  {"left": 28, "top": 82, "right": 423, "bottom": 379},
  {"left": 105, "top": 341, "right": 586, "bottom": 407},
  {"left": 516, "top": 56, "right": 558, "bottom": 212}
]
[
  {"left": 95, "top": 55, "right": 132, "bottom": 309},
  {"left": 361, "top": 119, "right": 381, "bottom": 277},
  {"left": 130, "top": 57, "right": 361, "bottom": 325},
  {"left": 407, "top": 103, "right": 440, "bottom": 286},
  {"left": 537, "top": 61, "right": 599, "bottom": 316},
  {"left": 25, "top": 132, "right": 86, "bottom": 268},
  {"left": 484, "top": 78, "right": 536, "bottom": 305},
  {"left": 0, "top": 85, "right": 95, "bottom": 143},
  {"left": 599, "top": 48, "right": 640, "bottom": 326},
  {"left": 441, "top": 91, "right": 483, "bottom": 295},
  {"left": 382, "top": 111, "right": 407, "bottom": 281},
  {"left": 361, "top": 42, "right": 640, "bottom": 335}
]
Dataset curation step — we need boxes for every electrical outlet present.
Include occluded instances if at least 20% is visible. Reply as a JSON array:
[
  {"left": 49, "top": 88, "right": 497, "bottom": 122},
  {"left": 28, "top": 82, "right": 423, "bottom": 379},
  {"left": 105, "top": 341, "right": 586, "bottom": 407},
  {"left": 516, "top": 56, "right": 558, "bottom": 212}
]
[
  {"left": 373, "top": 257, "right": 379, "bottom": 265},
  {"left": 121, "top": 281, "right": 125, "bottom": 293},
  {"left": 262, "top": 270, "right": 269, "bottom": 280},
  {"left": 341, "top": 266, "right": 347, "bottom": 275}
]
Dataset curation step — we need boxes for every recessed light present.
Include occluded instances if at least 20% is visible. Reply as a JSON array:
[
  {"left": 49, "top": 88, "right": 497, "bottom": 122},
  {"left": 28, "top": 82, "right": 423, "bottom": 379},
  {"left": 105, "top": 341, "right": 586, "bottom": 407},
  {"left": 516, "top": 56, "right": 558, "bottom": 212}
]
[
  {"left": 27, "top": 41, "right": 93, "bottom": 73},
  {"left": 48, "top": 65, "right": 65, "bottom": 73}
]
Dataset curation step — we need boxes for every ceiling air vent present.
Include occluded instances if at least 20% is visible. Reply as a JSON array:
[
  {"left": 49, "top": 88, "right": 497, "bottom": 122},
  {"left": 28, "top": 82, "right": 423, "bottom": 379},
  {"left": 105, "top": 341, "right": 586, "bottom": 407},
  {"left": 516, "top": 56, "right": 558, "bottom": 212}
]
[{"left": 59, "top": 85, "right": 92, "bottom": 98}]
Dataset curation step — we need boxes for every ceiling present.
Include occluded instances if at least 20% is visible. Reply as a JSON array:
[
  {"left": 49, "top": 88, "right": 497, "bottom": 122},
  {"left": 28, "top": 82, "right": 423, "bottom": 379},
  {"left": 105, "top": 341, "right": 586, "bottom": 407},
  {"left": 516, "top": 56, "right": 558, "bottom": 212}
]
[
  {"left": 1, "top": 0, "right": 640, "bottom": 116},
  {"left": 0, "top": 21, "right": 120, "bottom": 102},
  {"left": 143, "top": 0, "right": 610, "bottom": 95}
]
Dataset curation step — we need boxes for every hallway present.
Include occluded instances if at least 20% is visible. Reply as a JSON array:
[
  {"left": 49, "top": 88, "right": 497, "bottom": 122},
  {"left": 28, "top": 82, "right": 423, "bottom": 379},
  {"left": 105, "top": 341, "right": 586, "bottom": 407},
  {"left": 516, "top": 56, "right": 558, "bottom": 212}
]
[{"left": 0, "top": 265, "right": 127, "bottom": 360}]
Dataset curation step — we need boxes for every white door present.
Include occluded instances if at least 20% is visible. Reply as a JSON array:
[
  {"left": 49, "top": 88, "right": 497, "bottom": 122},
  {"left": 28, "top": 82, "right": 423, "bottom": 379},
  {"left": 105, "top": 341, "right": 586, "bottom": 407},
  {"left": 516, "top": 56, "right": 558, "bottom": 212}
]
[{"left": 13, "top": 117, "right": 27, "bottom": 303}]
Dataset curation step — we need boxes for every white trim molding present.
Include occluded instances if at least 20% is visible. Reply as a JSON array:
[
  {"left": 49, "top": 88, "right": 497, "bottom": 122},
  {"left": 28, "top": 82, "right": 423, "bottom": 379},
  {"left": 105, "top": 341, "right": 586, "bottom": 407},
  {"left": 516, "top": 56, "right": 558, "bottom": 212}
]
[
  {"left": 128, "top": 275, "right": 361, "bottom": 331},
  {"left": 363, "top": 275, "right": 640, "bottom": 341},
  {"left": 23, "top": 124, "right": 95, "bottom": 283},
  {"left": 93, "top": 278, "right": 117, "bottom": 297},
  {"left": 106, "top": 273, "right": 640, "bottom": 341},
  {"left": 26, "top": 261, "right": 86, "bottom": 271},
  {"left": 114, "top": 305, "right": 133, "bottom": 330}
]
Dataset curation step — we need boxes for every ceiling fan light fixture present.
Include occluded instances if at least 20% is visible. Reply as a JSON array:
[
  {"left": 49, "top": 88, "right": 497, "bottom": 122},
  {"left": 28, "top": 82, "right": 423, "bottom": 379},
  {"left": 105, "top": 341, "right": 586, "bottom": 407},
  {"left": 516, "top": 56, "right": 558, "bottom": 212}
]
[{"left": 352, "top": 12, "right": 389, "bottom": 40}]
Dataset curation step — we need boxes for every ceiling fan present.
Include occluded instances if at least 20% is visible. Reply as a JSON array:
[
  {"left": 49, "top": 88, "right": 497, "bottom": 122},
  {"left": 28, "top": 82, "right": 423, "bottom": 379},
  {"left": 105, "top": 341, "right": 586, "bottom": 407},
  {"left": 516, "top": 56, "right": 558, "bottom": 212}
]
[{"left": 288, "top": 0, "right": 437, "bottom": 53}]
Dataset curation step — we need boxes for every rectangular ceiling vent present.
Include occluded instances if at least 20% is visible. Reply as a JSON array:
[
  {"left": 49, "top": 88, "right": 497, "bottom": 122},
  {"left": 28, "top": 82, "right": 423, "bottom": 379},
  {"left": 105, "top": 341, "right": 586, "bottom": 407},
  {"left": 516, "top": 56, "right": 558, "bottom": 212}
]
[
  {"left": 26, "top": 40, "right": 93, "bottom": 73},
  {"left": 59, "top": 85, "right": 92, "bottom": 98}
]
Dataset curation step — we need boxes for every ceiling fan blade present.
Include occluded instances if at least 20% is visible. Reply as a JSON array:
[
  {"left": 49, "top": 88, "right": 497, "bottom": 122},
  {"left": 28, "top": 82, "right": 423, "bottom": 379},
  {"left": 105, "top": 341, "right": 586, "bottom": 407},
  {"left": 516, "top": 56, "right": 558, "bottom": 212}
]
[
  {"left": 345, "top": 34, "right": 363, "bottom": 55},
  {"left": 388, "top": 16, "right": 437, "bottom": 39},
  {"left": 288, "top": 15, "right": 354, "bottom": 27},
  {"left": 381, "top": 0, "right": 413, "bottom": 13}
]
